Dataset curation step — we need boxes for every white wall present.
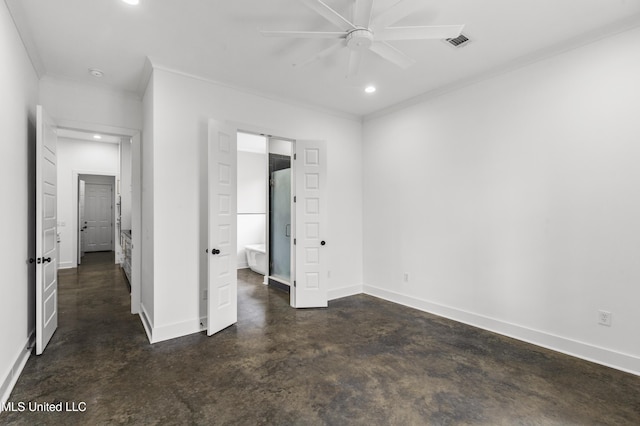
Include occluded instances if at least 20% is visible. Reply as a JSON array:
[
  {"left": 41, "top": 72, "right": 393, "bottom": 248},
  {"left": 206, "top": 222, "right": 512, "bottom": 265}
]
[
  {"left": 57, "top": 138, "right": 119, "bottom": 268},
  {"left": 39, "top": 76, "right": 142, "bottom": 132},
  {"left": 237, "top": 150, "right": 267, "bottom": 269},
  {"left": 0, "top": 0, "right": 39, "bottom": 405},
  {"left": 362, "top": 26, "right": 640, "bottom": 374},
  {"left": 144, "top": 67, "right": 363, "bottom": 342}
]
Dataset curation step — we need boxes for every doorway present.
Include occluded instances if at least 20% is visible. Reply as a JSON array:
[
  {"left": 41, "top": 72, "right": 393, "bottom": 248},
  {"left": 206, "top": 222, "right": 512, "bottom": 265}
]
[
  {"left": 207, "top": 120, "right": 327, "bottom": 336},
  {"left": 236, "top": 132, "right": 293, "bottom": 298},
  {"left": 79, "top": 175, "right": 115, "bottom": 258}
]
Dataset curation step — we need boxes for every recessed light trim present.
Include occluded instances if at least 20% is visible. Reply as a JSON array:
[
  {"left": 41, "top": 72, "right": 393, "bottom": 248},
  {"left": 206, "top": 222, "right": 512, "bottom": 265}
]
[
  {"left": 365, "top": 86, "right": 376, "bottom": 94},
  {"left": 93, "top": 134, "right": 102, "bottom": 140},
  {"left": 122, "top": 0, "right": 140, "bottom": 5},
  {"left": 89, "top": 68, "right": 104, "bottom": 78}
]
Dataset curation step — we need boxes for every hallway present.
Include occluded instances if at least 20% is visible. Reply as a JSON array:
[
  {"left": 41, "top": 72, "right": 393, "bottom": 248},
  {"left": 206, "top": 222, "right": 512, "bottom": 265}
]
[{"left": 2, "top": 256, "right": 640, "bottom": 424}]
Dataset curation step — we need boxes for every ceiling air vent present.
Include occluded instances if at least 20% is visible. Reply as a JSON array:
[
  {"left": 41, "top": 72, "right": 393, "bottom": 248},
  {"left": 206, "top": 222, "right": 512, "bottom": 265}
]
[{"left": 445, "top": 33, "right": 470, "bottom": 48}]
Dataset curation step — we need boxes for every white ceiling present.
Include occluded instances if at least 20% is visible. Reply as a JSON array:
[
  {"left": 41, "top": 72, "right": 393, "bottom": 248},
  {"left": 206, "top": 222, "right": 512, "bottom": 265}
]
[{"left": 7, "top": 0, "right": 640, "bottom": 117}]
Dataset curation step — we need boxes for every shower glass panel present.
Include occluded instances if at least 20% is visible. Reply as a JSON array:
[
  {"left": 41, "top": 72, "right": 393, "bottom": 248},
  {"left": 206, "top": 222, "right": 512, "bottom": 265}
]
[{"left": 271, "top": 168, "right": 291, "bottom": 282}]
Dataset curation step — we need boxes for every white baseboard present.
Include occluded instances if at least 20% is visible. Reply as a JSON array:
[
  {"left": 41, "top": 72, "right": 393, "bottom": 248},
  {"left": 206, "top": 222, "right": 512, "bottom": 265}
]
[
  {"left": 328, "top": 284, "right": 363, "bottom": 301},
  {"left": 363, "top": 284, "right": 640, "bottom": 376},
  {"left": 140, "top": 304, "right": 201, "bottom": 344},
  {"left": 57, "top": 261, "right": 75, "bottom": 270},
  {"left": 237, "top": 262, "right": 249, "bottom": 269},
  {"left": 139, "top": 303, "right": 153, "bottom": 343},
  {"left": 1, "top": 331, "right": 34, "bottom": 409}
]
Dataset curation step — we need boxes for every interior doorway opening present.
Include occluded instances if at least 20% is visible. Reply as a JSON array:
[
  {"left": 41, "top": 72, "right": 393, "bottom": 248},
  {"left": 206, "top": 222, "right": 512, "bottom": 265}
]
[
  {"left": 77, "top": 174, "right": 115, "bottom": 265},
  {"left": 236, "top": 131, "right": 294, "bottom": 300}
]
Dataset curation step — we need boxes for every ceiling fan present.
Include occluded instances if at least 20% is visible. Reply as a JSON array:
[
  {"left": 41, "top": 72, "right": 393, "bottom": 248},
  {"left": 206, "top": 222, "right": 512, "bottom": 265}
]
[{"left": 261, "top": 0, "right": 465, "bottom": 77}]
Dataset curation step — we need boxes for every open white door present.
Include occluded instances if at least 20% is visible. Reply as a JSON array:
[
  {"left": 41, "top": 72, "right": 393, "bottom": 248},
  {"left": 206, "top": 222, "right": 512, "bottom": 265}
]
[
  {"left": 78, "top": 179, "right": 85, "bottom": 264},
  {"left": 35, "top": 105, "right": 58, "bottom": 355},
  {"left": 292, "top": 140, "right": 328, "bottom": 308},
  {"left": 207, "top": 120, "right": 238, "bottom": 335}
]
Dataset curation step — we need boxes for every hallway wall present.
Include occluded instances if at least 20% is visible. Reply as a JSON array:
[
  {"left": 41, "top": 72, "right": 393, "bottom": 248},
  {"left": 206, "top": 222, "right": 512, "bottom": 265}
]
[
  {"left": 0, "top": 0, "right": 39, "bottom": 405},
  {"left": 362, "top": 25, "right": 640, "bottom": 374}
]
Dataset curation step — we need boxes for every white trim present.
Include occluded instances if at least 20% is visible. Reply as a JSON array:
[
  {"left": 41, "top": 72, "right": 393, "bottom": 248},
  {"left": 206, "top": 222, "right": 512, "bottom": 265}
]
[
  {"left": 57, "top": 261, "right": 75, "bottom": 270},
  {"left": 140, "top": 303, "right": 202, "bottom": 344},
  {"left": 237, "top": 262, "right": 249, "bottom": 270},
  {"left": 328, "top": 284, "right": 363, "bottom": 301},
  {"left": 149, "top": 319, "right": 202, "bottom": 344},
  {"left": 139, "top": 303, "right": 153, "bottom": 343},
  {"left": 1, "top": 332, "right": 34, "bottom": 408},
  {"left": 364, "top": 284, "right": 640, "bottom": 376}
]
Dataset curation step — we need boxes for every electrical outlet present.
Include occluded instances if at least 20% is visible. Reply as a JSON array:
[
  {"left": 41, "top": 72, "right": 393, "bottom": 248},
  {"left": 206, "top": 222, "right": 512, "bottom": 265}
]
[
  {"left": 598, "top": 310, "right": 612, "bottom": 326},
  {"left": 403, "top": 273, "right": 409, "bottom": 283}
]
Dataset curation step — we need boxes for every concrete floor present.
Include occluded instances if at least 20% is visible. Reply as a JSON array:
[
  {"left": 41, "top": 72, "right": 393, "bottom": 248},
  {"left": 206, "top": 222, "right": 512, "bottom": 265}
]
[{"left": 2, "top": 252, "right": 639, "bottom": 425}]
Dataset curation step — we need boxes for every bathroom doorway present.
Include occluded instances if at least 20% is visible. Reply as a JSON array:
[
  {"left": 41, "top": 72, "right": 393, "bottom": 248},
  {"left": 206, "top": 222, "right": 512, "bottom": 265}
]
[{"left": 236, "top": 131, "right": 293, "bottom": 297}]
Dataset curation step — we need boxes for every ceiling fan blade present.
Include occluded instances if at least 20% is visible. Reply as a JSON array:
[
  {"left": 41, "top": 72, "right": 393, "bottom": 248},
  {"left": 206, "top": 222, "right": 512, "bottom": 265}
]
[
  {"left": 346, "top": 50, "right": 363, "bottom": 78},
  {"left": 375, "top": 25, "right": 464, "bottom": 41},
  {"left": 300, "top": 0, "right": 356, "bottom": 30},
  {"left": 369, "top": 41, "right": 416, "bottom": 69},
  {"left": 353, "top": 0, "right": 374, "bottom": 28},
  {"left": 261, "top": 30, "right": 345, "bottom": 39},
  {"left": 370, "top": 0, "right": 424, "bottom": 30},
  {"left": 294, "top": 40, "right": 344, "bottom": 68}
]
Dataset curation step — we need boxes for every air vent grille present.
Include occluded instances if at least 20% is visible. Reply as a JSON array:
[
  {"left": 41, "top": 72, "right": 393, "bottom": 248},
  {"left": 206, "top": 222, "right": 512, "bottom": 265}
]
[{"left": 446, "top": 33, "right": 470, "bottom": 48}]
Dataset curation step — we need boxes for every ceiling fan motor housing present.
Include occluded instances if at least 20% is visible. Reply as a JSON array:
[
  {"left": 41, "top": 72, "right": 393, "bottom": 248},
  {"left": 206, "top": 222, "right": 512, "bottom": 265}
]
[{"left": 346, "top": 28, "right": 373, "bottom": 51}]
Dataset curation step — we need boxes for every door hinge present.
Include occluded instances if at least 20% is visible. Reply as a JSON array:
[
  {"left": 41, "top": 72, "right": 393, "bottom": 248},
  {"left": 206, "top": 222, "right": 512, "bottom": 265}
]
[
  {"left": 294, "top": 153, "right": 297, "bottom": 160},
  {"left": 294, "top": 281, "right": 296, "bottom": 287},
  {"left": 293, "top": 196, "right": 296, "bottom": 203},
  {"left": 294, "top": 238, "right": 296, "bottom": 245}
]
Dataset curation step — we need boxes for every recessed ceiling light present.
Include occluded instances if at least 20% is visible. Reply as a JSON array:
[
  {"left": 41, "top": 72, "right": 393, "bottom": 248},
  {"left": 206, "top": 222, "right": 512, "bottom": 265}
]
[
  {"left": 122, "top": 0, "right": 140, "bottom": 5},
  {"left": 93, "top": 134, "right": 102, "bottom": 140},
  {"left": 88, "top": 68, "right": 104, "bottom": 78},
  {"left": 365, "top": 86, "right": 376, "bottom": 94}
]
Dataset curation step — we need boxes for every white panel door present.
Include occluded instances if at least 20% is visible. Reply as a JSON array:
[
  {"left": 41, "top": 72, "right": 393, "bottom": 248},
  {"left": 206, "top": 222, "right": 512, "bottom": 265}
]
[
  {"left": 207, "top": 120, "right": 238, "bottom": 335},
  {"left": 35, "top": 105, "right": 58, "bottom": 355},
  {"left": 78, "top": 179, "right": 86, "bottom": 264},
  {"left": 84, "top": 183, "right": 113, "bottom": 252},
  {"left": 293, "top": 140, "right": 328, "bottom": 308}
]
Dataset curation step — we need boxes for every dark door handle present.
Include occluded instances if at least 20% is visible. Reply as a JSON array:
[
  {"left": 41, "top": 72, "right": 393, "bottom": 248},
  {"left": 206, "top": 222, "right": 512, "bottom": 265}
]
[
  {"left": 29, "top": 258, "right": 35, "bottom": 264},
  {"left": 211, "top": 249, "right": 221, "bottom": 255},
  {"left": 43, "top": 257, "right": 52, "bottom": 263},
  {"left": 321, "top": 241, "right": 326, "bottom": 246}
]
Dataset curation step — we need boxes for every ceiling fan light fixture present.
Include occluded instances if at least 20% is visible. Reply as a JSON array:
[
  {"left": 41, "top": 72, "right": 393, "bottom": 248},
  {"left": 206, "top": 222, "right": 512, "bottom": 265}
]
[{"left": 365, "top": 85, "right": 376, "bottom": 94}]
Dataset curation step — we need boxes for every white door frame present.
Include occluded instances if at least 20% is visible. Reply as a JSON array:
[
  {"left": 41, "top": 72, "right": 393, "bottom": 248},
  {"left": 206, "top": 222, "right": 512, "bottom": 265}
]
[{"left": 73, "top": 173, "right": 118, "bottom": 261}]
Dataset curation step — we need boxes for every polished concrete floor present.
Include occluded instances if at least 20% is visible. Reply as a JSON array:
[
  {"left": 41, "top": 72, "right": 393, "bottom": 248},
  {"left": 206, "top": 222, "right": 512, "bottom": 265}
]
[{"left": 2, "top": 253, "right": 640, "bottom": 425}]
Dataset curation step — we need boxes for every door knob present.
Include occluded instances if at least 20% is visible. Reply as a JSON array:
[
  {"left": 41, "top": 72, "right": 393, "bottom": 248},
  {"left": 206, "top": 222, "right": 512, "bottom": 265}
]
[
  {"left": 211, "top": 249, "right": 221, "bottom": 255},
  {"left": 321, "top": 241, "right": 326, "bottom": 246},
  {"left": 29, "top": 258, "right": 35, "bottom": 264},
  {"left": 44, "top": 257, "right": 52, "bottom": 263}
]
